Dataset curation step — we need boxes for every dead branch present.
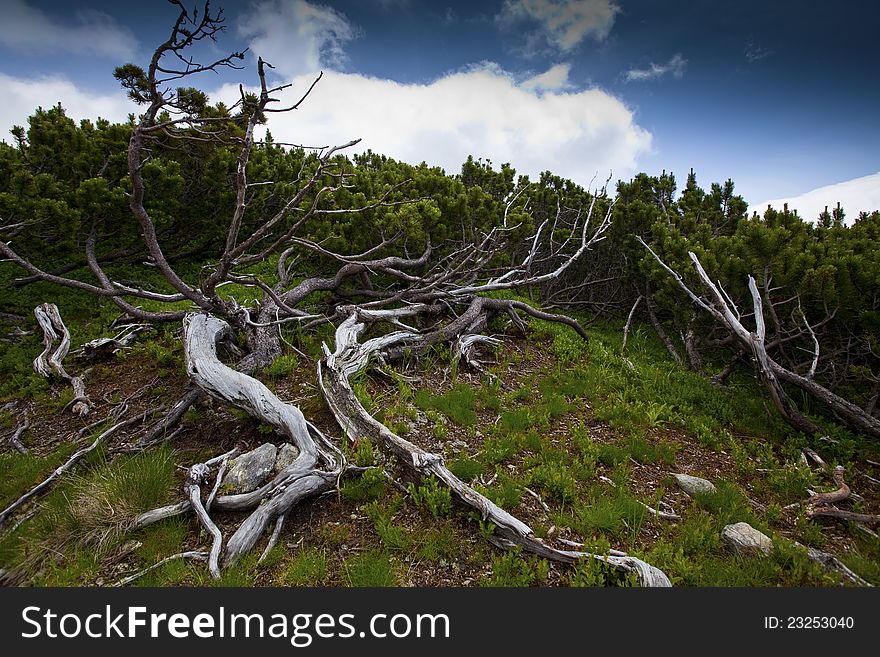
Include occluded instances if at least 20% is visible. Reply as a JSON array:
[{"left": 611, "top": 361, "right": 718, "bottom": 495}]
[
  {"left": 797, "top": 543, "right": 872, "bottom": 587},
  {"left": 0, "top": 414, "right": 144, "bottom": 529},
  {"left": 318, "top": 307, "right": 670, "bottom": 586},
  {"left": 179, "top": 313, "right": 343, "bottom": 567},
  {"left": 113, "top": 551, "right": 208, "bottom": 587},
  {"left": 640, "top": 240, "right": 880, "bottom": 440},
  {"left": 620, "top": 295, "right": 642, "bottom": 354},
  {"left": 8, "top": 413, "right": 29, "bottom": 454},
  {"left": 799, "top": 465, "right": 880, "bottom": 527},
  {"left": 186, "top": 463, "right": 224, "bottom": 579},
  {"left": 32, "top": 303, "right": 90, "bottom": 416}
]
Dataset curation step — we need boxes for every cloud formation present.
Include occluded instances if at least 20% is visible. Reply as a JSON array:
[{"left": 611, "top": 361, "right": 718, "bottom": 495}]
[
  {"left": 521, "top": 63, "right": 572, "bottom": 91},
  {"left": 214, "top": 63, "right": 651, "bottom": 185},
  {"left": 0, "top": 73, "right": 135, "bottom": 139},
  {"left": 228, "top": 1, "right": 648, "bottom": 184},
  {"left": 624, "top": 53, "right": 687, "bottom": 82},
  {"left": 238, "top": 0, "right": 357, "bottom": 77},
  {"left": 0, "top": 0, "right": 136, "bottom": 59},
  {"left": 752, "top": 172, "right": 880, "bottom": 223},
  {"left": 497, "top": 0, "right": 621, "bottom": 51}
]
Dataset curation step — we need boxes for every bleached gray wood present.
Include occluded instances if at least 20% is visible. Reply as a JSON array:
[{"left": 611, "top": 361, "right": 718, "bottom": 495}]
[
  {"left": 32, "top": 303, "right": 89, "bottom": 416},
  {"left": 182, "top": 313, "right": 343, "bottom": 566}
]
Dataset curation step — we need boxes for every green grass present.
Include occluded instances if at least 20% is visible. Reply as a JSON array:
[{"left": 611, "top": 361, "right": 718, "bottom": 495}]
[
  {"left": 279, "top": 548, "right": 330, "bottom": 586},
  {"left": 263, "top": 353, "right": 299, "bottom": 379},
  {"left": 691, "top": 480, "right": 761, "bottom": 528},
  {"left": 561, "top": 488, "right": 650, "bottom": 543},
  {"left": 344, "top": 550, "right": 397, "bottom": 587},
  {"left": 481, "top": 550, "right": 550, "bottom": 587},
  {"left": 414, "top": 384, "right": 478, "bottom": 426},
  {"left": 0, "top": 442, "right": 76, "bottom": 508},
  {"left": 2, "top": 446, "right": 178, "bottom": 584},
  {"left": 498, "top": 408, "right": 532, "bottom": 433},
  {"left": 447, "top": 457, "right": 483, "bottom": 482}
]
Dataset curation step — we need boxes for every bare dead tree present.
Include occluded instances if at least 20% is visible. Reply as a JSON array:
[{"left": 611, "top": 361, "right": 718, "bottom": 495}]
[{"left": 640, "top": 238, "right": 880, "bottom": 441}]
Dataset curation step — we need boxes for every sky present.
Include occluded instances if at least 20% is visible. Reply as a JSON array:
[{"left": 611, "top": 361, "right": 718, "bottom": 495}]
[{"left": 0, "top": 0, "right": 878, "bottom": 220}]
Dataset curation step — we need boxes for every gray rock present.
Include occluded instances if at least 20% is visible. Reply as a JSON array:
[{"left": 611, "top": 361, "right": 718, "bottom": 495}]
[
  {"left": 721, "top": 522, "right": 773, "bottom": 557},
  {"left": 223, "top": 442, "right": 278, "bottom": 494},
  {"left": 672, "top": 473, "right": 717, "bottom": 496},
  {"left": 274, "top": 442, "right": 300, "bottom": 473}
]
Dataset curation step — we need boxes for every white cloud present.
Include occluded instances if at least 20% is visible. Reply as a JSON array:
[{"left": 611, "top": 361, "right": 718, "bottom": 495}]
[
  {"left": 238, "top": 0, "right": 357, "bottom": 78},
  {"left": 0, "top": 0, "right": 136, "bottom": 59},
  {"left": 214, "top": 63, "right": 651, "bottom": 185},
  {"left": 0, "top": 73, "right": 135, "bottom": 139},
  {"left": 498, "top": 0, "right": 620, "bottom": 51},
  {"left": 752, "top": 172, "right": 880, "bottom": 223},
  {"left": 625, "top": 53, "right": 687, "bottom": 82},
  {"left": 521, "top": 63, "right": 572, "bottom": 91}
]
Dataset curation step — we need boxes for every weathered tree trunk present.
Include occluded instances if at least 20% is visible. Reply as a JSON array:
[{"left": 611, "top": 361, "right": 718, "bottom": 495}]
[
  {"left": 235, "top": 295, "right": 284, "bottom": 374},
  {"left": 181, "top": 313, "right": 343, "bottom": 566}
]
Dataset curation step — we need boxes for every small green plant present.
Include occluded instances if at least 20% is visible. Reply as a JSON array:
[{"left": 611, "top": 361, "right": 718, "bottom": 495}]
[
  {"left": 568, "top": 556, "right": 637, "bottom": 587},
  {"left": 448, "top": 457, "right": 483, "bottom": 482},
  {"left": 644, "top": 401, "right": 672, "bottom": 428},
  {"left": 414, "top": 384, "right": 477, "bottom": 426},
  {"left": 480, "top": 434, "right": 521, "bottom": 465},
  {"left": 482, "top": 550, "right": 550, "bottom": 587},
  {"left": 793, "top": 513, "right": 827, "bottom": 547},
  {"left": 345, "top": 550, "right": 397, "bottom": 587},
  {"left": 263, "top": 353, "right": 298, "bottom": 379},
  {"left": 347, "top": 436, "right": 377, "bottom": 467},
  {"left": 280, "top": 548, "right": 329, "bottom": 586},
  {"left": 409, "top": 476, "right": 453, "bottom": 518},
  {"left": 530, "top": 461, "right": 578, "bottom": 504},
  {"left": 340, "top": 467, "right": 386, "bottom": 503},
  {"left": 480, "top": 473, "right": 523, "bottom": 510},
  {"left": 477, "top": 519, "right": 497, "bottom": 541}
]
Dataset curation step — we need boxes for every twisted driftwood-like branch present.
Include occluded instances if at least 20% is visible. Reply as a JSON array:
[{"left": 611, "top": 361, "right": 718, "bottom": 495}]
[
  {"left": 135, "top": 313, "right": 344, "bottom": 569},
  {"left": 32, "top": 303, "right": 90, "bottom": 416},
  {"left": 318, "top": 307, "right": 671, "bottom": 587},
  {"left": 803, "top": 465, "right": 880, "bottom": 527}
]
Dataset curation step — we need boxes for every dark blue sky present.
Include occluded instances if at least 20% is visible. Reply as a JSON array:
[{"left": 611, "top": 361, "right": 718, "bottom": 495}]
[{"left": 1, "top": 0, "right": 878, "bottom": 215}]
